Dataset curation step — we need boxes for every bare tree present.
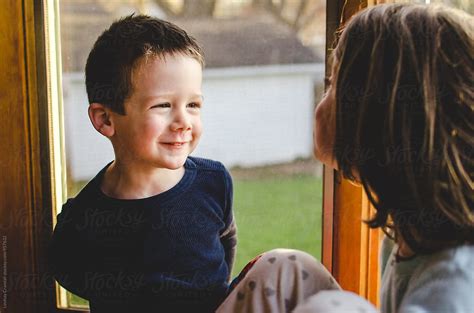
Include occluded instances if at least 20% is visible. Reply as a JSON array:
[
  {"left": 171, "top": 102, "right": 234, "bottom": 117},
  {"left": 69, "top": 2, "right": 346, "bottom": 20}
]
[
  {"left": 181, "top": 0, "right": 218, "bottom": 17},
  {"left": 153, "top": 0, "right": 324, "bottom": 32}
]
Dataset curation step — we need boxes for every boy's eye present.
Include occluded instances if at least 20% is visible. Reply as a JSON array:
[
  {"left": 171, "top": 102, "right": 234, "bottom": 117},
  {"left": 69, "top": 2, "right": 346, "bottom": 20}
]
[
  {"left": 151, "top": 103, "right": 170, "bottom": 109},
  {"left": 324, "top": 77, "right": 332, "bottom": 86},
  {"left": 187, "top": 102, "right": 201, "bottom": 109}
]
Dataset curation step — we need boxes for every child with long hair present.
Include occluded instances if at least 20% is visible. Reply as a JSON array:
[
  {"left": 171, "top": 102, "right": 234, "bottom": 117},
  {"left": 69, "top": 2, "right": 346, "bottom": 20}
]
[{"left": 216, "top": 3, "right": 473, "bottom": 312}]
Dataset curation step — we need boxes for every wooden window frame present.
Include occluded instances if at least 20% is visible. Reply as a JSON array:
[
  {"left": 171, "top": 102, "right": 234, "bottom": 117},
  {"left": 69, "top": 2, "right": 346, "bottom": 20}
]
[
  {"left": 0, "top": 0, "right": 58, "bottom": 312},
  {"left": 1, "top": 0, "right": 381, "bottom": 312},
  {"left": 0, "top": 0, "right": 85, "bottom": 312},
  {"left": 321, "top": 0, "right": 381, "bottom": 306}
]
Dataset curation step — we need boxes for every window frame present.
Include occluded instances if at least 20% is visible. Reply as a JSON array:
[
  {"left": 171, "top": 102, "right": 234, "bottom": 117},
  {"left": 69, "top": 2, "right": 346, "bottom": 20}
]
[
  {"left": 0, "top": 0, "right": 70, "bottom": 312},
  {"left": 321, "top": 0, "right": 381, "bottom": 306}
]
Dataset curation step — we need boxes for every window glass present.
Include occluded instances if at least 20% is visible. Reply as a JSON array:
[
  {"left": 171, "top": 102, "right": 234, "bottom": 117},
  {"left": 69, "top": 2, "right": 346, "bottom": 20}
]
[
  {"left": 58, "top": 0, "right": 326, "bottom": 308},
  {"left": 380, "top": 0, "right": 472, "bottom": 12},
  {"left": 428, "top": 0, "right": 472, "bottom": 12}
]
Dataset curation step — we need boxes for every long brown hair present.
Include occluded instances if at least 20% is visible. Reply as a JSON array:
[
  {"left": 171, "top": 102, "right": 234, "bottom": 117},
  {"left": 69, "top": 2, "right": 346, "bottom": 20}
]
[{"left": 332, "top": 4, "right": 473, "bottom": 254}]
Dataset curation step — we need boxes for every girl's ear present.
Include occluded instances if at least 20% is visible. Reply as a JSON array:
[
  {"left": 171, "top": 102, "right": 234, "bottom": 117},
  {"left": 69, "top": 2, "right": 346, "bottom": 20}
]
[{"left": 88, "top": 103, "right": 115, "bottom": 137}]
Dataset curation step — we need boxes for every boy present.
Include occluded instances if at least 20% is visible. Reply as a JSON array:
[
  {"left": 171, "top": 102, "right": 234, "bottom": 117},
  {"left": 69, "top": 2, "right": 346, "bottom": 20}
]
[{"left": 49, "top": 15, "right": 237, "bottom": 313}]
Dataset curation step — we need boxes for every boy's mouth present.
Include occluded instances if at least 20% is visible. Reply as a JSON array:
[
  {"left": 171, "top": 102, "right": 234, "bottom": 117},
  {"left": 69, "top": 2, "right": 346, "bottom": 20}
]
[{"left": 161, "top": 142, "right": 187, "bottom": 147}]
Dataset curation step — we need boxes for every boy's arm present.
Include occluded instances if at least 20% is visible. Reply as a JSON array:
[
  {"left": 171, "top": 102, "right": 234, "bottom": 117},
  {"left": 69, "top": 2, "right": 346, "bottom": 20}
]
[
  {"left": 48, "top": 200, "right": 90, "bottom": 300},
  {"left": 220, "top": 217, "right": 237, "bottom": 281},
  {"left": 220, "top": 168, "right": 237, "bottom": 282}
]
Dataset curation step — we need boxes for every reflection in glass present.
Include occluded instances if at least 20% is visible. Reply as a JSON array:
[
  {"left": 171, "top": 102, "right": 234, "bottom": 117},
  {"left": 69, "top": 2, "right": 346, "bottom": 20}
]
[{"left": 59, "top": 0, "right": 326, "bottom": 308}]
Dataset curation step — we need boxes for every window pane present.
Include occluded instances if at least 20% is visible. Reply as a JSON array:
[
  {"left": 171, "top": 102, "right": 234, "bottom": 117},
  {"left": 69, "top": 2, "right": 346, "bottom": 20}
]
[
  {"left": 385, "top": 0, "right": 473, "bottom": 12},
  {"left": 428, "top": 0, "right": 473, "bottom": 12},
  {"left": 58, "top": 0, "right": 326, "bottom": 308}
]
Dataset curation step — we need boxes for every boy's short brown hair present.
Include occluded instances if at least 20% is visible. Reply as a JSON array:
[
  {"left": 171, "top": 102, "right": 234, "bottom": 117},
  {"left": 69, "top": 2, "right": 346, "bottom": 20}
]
[{"left": 85, "top": 14, "right": 204, "bottom": 115}]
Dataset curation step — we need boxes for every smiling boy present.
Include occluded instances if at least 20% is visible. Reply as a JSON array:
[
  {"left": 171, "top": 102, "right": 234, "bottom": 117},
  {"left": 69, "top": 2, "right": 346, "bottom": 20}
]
[{"left": 49, "top": 15, "right": 237, "bottom": 313}]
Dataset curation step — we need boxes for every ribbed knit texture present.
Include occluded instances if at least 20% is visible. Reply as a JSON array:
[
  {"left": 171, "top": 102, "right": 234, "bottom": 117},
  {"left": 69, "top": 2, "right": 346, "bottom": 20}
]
[{"left": 49, "top": 157, "right": 236, "bottom": 313}]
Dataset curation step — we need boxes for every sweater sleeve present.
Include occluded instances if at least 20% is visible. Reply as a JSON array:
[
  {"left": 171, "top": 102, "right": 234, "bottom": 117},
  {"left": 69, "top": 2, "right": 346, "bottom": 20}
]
[
  {"left": 220, "top": 168, "right": 237, "bottom": 282},
  {"left": 48, "top": 199, "right": 91, "bottom": 300}
]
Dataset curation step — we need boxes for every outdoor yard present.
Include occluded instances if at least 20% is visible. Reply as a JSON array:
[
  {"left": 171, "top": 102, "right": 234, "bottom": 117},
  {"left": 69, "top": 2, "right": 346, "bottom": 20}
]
[
  {"left": 68, "top": 161, "right": 323, "bottom": 307},
  {"left": 231, "top": 174, "right": 322, "bottom": 276}
]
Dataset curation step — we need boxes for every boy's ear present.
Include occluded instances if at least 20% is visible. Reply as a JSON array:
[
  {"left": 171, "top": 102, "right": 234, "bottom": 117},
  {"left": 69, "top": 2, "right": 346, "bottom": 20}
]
[{"left": 88, "top": 103, "right": 115, "bottom": 137}]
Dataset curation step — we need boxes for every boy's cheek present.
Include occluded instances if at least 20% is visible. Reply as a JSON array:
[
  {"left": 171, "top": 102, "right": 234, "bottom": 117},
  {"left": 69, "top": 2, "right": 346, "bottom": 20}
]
[{"left": 193, "top": 120, "right": 203, "bottom": 136}]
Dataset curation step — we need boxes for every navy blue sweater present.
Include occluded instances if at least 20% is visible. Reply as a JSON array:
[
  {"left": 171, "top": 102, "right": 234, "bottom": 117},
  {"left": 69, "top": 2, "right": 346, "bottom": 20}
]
[{"left": 49, "top": 157, "right": 237, "bottom": 313}]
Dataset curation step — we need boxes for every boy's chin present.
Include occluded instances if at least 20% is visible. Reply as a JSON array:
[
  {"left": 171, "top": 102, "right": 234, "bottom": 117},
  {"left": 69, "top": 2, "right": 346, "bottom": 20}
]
[
  {"left": 159, "top": 157, "right": 188, "bottom": 170},
  {"left": 167, "top": 164, "right": 185, "bottom": 171}
]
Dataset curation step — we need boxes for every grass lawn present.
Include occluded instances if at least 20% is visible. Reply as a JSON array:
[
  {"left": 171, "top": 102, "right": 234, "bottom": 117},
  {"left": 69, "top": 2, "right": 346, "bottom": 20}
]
[
  {"left": 231, "top": 175, "right": 322, "bottom": 276},
  {"left": 69, "top": 174, "right": 322, "bottom": 307}
]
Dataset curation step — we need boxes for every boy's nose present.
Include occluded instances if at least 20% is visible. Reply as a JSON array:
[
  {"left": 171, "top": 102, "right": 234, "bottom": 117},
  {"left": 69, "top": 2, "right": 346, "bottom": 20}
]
[{"left": 170, "top": 110, "right": 192, "bottom": 132}]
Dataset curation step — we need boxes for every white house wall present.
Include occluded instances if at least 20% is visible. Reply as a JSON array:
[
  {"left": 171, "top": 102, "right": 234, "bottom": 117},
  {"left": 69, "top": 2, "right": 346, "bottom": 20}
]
[{"left": 62, "top": 63, "right": 324, "bottom": 181}]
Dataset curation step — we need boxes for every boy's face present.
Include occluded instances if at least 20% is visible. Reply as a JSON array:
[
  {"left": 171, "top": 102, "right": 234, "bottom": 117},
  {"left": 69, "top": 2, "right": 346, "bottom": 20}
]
[{"left": 111, "top": 54, "right": 203, "bottom": 170}]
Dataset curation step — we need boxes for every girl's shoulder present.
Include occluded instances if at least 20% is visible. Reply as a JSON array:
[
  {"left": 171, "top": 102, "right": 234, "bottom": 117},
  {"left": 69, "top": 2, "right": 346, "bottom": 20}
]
[
  {"left": 418, "top": 244, "right": 474, "bottom": 276},
  {"left": 399, "top": 245, "right": 474, "bottom": 313}
]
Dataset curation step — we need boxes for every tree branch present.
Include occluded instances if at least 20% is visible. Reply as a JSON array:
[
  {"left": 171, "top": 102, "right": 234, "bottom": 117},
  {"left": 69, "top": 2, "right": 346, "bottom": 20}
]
[
  {"left": 152, "top": 0, "right": 177, "bottom": 16},
  {"left": 293, "top": 0, "right": 309, "bottom": 29}
]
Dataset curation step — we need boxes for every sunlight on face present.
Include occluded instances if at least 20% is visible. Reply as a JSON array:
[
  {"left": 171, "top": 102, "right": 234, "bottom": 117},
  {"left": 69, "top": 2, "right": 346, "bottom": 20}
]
[
  {"left": 111, "top": 54, "right": 203, "bottom": 170},
  {"left": 313, "top": 65, "right": 337, "bottom": 169}
]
